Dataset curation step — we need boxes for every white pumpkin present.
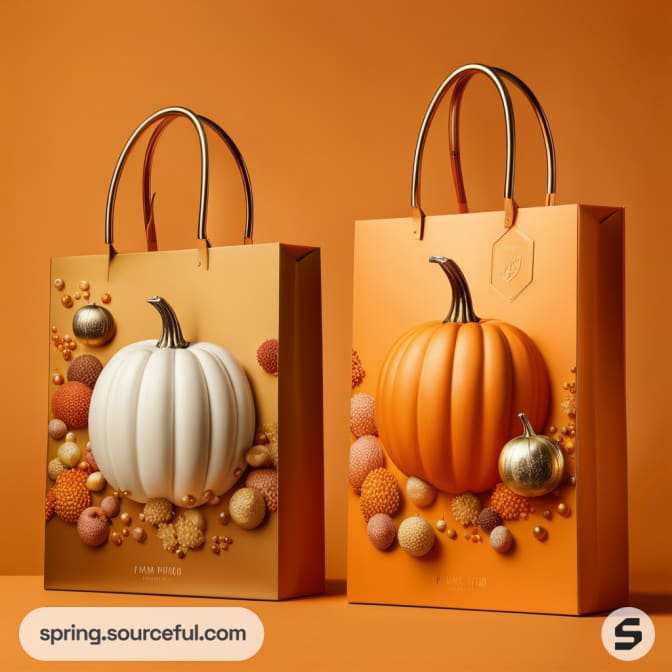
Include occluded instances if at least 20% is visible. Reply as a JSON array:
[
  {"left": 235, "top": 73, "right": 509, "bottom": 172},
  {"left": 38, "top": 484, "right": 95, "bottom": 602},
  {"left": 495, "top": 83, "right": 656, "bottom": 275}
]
[{"left": 88, "top": 296, "right": 256, "bottom": 506}]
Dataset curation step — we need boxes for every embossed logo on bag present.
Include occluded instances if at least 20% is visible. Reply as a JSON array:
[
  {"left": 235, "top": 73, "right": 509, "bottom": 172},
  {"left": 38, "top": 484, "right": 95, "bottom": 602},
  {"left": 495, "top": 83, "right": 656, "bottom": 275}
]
[{"left": 491, "top": 228, "right": 534, "bottom": 301}]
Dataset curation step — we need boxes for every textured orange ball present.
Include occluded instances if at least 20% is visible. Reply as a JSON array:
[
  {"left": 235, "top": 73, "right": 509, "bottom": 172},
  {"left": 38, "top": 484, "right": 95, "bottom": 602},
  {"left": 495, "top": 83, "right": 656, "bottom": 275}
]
[
  {"left": 51, "top": 468, "right": 92, "bottom": 523},
  {"left": 256, "top": 338, "right": 279, "bottom": 375},
  {"left": 52, "top": 381, "right": 92, "bottom": 429},
  {"left": 359, "top": 467, "right": 400, "bottom": 521},
  {"left": 350, "top": 393, "right": 378, "bottom": 437},
  {"left": 489, "top": 482, "right": 531, "bottom": 521},
  {"left": 349, "top": 435, "right": 385, "bottom": 494}
]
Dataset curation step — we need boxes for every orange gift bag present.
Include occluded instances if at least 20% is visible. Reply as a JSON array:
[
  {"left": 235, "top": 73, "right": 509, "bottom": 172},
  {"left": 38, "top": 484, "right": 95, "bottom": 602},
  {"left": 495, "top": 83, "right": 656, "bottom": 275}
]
[{"left": 348, "top": 64, "right": 627, "bottom": 614}]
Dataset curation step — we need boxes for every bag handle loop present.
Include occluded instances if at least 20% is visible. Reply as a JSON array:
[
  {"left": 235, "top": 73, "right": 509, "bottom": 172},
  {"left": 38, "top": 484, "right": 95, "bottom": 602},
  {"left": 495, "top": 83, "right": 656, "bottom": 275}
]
[
  {"left": 411, "top": 63, "right": 516, "bottom": 239},
  {"left": 140, "top": 113, "right": 253, "bottom": 251},
  {"left": 448, "top": 66, "right": 556, "bottom": 213},
  {"left": 105, "top": 106, "right": 253, "bottom": 260}
]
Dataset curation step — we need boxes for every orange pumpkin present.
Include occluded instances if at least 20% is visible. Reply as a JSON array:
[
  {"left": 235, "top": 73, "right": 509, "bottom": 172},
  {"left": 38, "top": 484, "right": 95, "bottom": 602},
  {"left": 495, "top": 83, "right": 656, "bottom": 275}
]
[{"left": 376, "top": 256, "right": 549, "bottom": 494}]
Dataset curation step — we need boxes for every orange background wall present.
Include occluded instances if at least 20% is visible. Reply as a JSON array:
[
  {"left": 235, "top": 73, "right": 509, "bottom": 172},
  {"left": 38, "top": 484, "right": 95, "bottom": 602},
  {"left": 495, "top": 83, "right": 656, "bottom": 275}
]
[{"left": 1, "top": 0, "right": 670, "bottom": 595}]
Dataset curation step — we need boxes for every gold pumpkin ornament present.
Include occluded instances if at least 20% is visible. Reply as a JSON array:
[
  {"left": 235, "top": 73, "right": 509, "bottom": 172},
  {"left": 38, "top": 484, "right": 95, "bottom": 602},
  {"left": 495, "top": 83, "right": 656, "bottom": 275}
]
[
  {"left": 498, "top": 412, "right": 565, "bottom": 497},
  {"left": 72, "top": 303, "right": 116, "bottom": 346}
]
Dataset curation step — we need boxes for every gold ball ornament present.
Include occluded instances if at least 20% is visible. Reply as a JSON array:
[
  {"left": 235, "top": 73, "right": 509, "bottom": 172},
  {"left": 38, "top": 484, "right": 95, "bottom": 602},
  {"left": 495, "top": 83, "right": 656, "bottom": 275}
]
[
  {"left": 85, "top": 471, "right": 106, "bottom": 492},
  {"left": 57, "top": 441, "right": 81, "bottom": 467},
  {"left": 397, "top": 516, "right": 435, "bottom": 557},
  {"left": 498, "top": 412, "right": 565, "bottom": 497},
  {"left": 229, "top": 487, "right": 266, "bottom": 530},
  {"left": 72, "top": 303, "right": 116, "bottom": 346},
  {"left": 406, "top": 476, "right": 437, "bottom": 508}
]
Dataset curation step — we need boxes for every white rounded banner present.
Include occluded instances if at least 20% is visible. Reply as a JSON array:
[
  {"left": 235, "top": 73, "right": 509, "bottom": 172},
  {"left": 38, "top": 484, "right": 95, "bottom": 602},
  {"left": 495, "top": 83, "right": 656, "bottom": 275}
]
[{"left": 20, "top": 606, "right": 264, "bottom": 661}]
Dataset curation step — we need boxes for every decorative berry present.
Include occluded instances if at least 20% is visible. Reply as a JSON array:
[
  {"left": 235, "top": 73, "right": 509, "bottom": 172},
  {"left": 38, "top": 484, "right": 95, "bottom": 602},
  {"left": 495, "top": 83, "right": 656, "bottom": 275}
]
[
  {"left": 406, "top": 476, "right": 437, "bottom": 508},
  {"left": 77, "top": 507, "right": 110, "bottom": 547},
  {"left": 67, "top": 354, "right": 103, "bottom": 389},
  {"left": 359, "top": 468, "right": 400, "bottom": 521},
  {"left": 367, "top": 513, "right": 396, "bottom": 550},
  {"left": 490, "top": 525, "right": 514, "bottom": 553},
  {"left": 256, "top": 338, "right": 279, "bottom": 375},
  {"left": 51, "top": 381, "right": 92, "bottom": 429},
  {"left": 477, "top": 507, "right": 502, "bottom": 533},
  {"left": 350, "top": 393, "right": 377, "bottom": 437},
  {"left": 351, "top": 349, "right": 366, "bottom": 388},
  {"left": 349, "top": 436, "right": 384, "bottom": 494},
  {"left": 451, "top": 492, "right": 481, "bottom": 526},
  {"left": 397, "top": 516, "right": 435, "bottom": 557},
  {"left": 50, "top": 468, "right": 92, "bottom": 523},
  {"left": 245, "top": 469, "right": 279, "bottom": 512},
  {"left": 229, "top": 487, "right": 266, "bottom": 530},
  {"left": 143, "top": 498, "right": 175, "bottom": 525},
  {"left": 489, "top": 482, "right": 531, "bottom": 520}
]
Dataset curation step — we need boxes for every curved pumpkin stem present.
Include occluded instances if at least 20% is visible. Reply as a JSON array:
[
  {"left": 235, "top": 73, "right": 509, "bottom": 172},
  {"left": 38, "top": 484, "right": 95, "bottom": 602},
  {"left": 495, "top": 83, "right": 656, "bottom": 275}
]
[
  {"left": 429, "top": 256, "right": 480, "bottom": 324},
  {"left": 147, "top": 296, "right": 190, "bottom": 349},
  {"left": 517, "top": 412, "right": 536, "bottom": 438}
]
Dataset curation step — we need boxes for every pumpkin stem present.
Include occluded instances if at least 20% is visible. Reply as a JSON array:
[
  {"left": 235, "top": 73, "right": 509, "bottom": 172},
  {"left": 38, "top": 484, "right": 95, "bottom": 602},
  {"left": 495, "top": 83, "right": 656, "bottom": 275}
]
[
  {"left": 147, "top": 296, "right": 190, "bottom": 349},
  {"left": 518, "top": 412, "right": 536, "bottom": 438},
  {"left": 429, "top": 256, "right": 480, "bottom": 324}
]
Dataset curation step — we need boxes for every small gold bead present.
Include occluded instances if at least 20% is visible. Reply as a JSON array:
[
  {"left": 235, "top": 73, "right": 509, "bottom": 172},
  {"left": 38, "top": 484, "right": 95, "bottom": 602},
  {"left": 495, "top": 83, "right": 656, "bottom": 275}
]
[
  {"left": 54, "top": 278, "right": 65, "bottom": 291},
  {"left": 557, "top": 502, "right": 571, "bottom": 517},
  {"left": 218, "top": 511, "right": 230, "bottom": 525},
  {"left": 79, "top": 280, "right": 90, "bottom": 291},
  {"left": 436, "top": 518, "right": 447, "bottom": 532},
  {"left": 533, "top": 525, "right": 548, "bottom": 541},
  {"left": 211, "top": 544, "right": 220, "bottom": 554},
  {"left": 181, "top": 494, "right": 196, "bottom": 507},
  {"left": 131, "top": 527, "right": 146, "bottom": 542},
  {"left": 101, "top": 293, "right": 111, "bottom": 304},
  {"left": 120, "top": 512, "right": 131, "bottom": 526},
  {"left": 121, "top": 528, "right": 129, "bottom": 537},
  {"left": 61, "top": 295, "right": 73, "bottom": 308}
]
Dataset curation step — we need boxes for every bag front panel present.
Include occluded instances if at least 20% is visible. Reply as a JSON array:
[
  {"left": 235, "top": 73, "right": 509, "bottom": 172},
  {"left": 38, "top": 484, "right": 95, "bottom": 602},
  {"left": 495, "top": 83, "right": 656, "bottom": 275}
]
[
  {"left": 45, "top": 243, "right": 314, "bottom": 599},
  {"left": 348, "top": 204, "right": 626, "bottom": 614}
]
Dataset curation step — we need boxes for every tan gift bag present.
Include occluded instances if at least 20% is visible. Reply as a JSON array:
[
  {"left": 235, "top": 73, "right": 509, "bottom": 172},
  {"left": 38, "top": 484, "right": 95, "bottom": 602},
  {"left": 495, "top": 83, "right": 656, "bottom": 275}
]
[
  {"left": 45, "top": 106, "right": 324, "bottom": 600},
  {"left": 347, "top": 64, "right": 627, "bottom": 614}
]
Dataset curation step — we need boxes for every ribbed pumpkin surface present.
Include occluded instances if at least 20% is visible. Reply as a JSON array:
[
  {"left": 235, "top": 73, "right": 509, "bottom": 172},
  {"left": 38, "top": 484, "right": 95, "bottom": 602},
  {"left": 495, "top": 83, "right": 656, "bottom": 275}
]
[{"left": 376, "top": 318, "right": 549, "bottom": 494}]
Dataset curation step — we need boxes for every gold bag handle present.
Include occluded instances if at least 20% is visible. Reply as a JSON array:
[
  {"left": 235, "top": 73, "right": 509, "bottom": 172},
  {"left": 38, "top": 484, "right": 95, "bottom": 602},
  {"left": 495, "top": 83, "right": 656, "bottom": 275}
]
[
  {"left": 105, "top": 106, "right": 253, "bottom": 259},
  {"left": 448, "top": 66, "right": 556, "bottom": 213},
  {"left": 411, "top": 63, "right": 520, "bottom": 238}
]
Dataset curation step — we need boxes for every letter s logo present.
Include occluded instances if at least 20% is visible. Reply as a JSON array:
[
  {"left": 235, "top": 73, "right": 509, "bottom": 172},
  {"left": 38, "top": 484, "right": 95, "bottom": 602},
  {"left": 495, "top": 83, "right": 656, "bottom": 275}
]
[
  {"left": 614, "top": 617, "right": 642, "bottom": 650},
  {"left": 602, "top": 608, "right": 655, "bottom": 661}
]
